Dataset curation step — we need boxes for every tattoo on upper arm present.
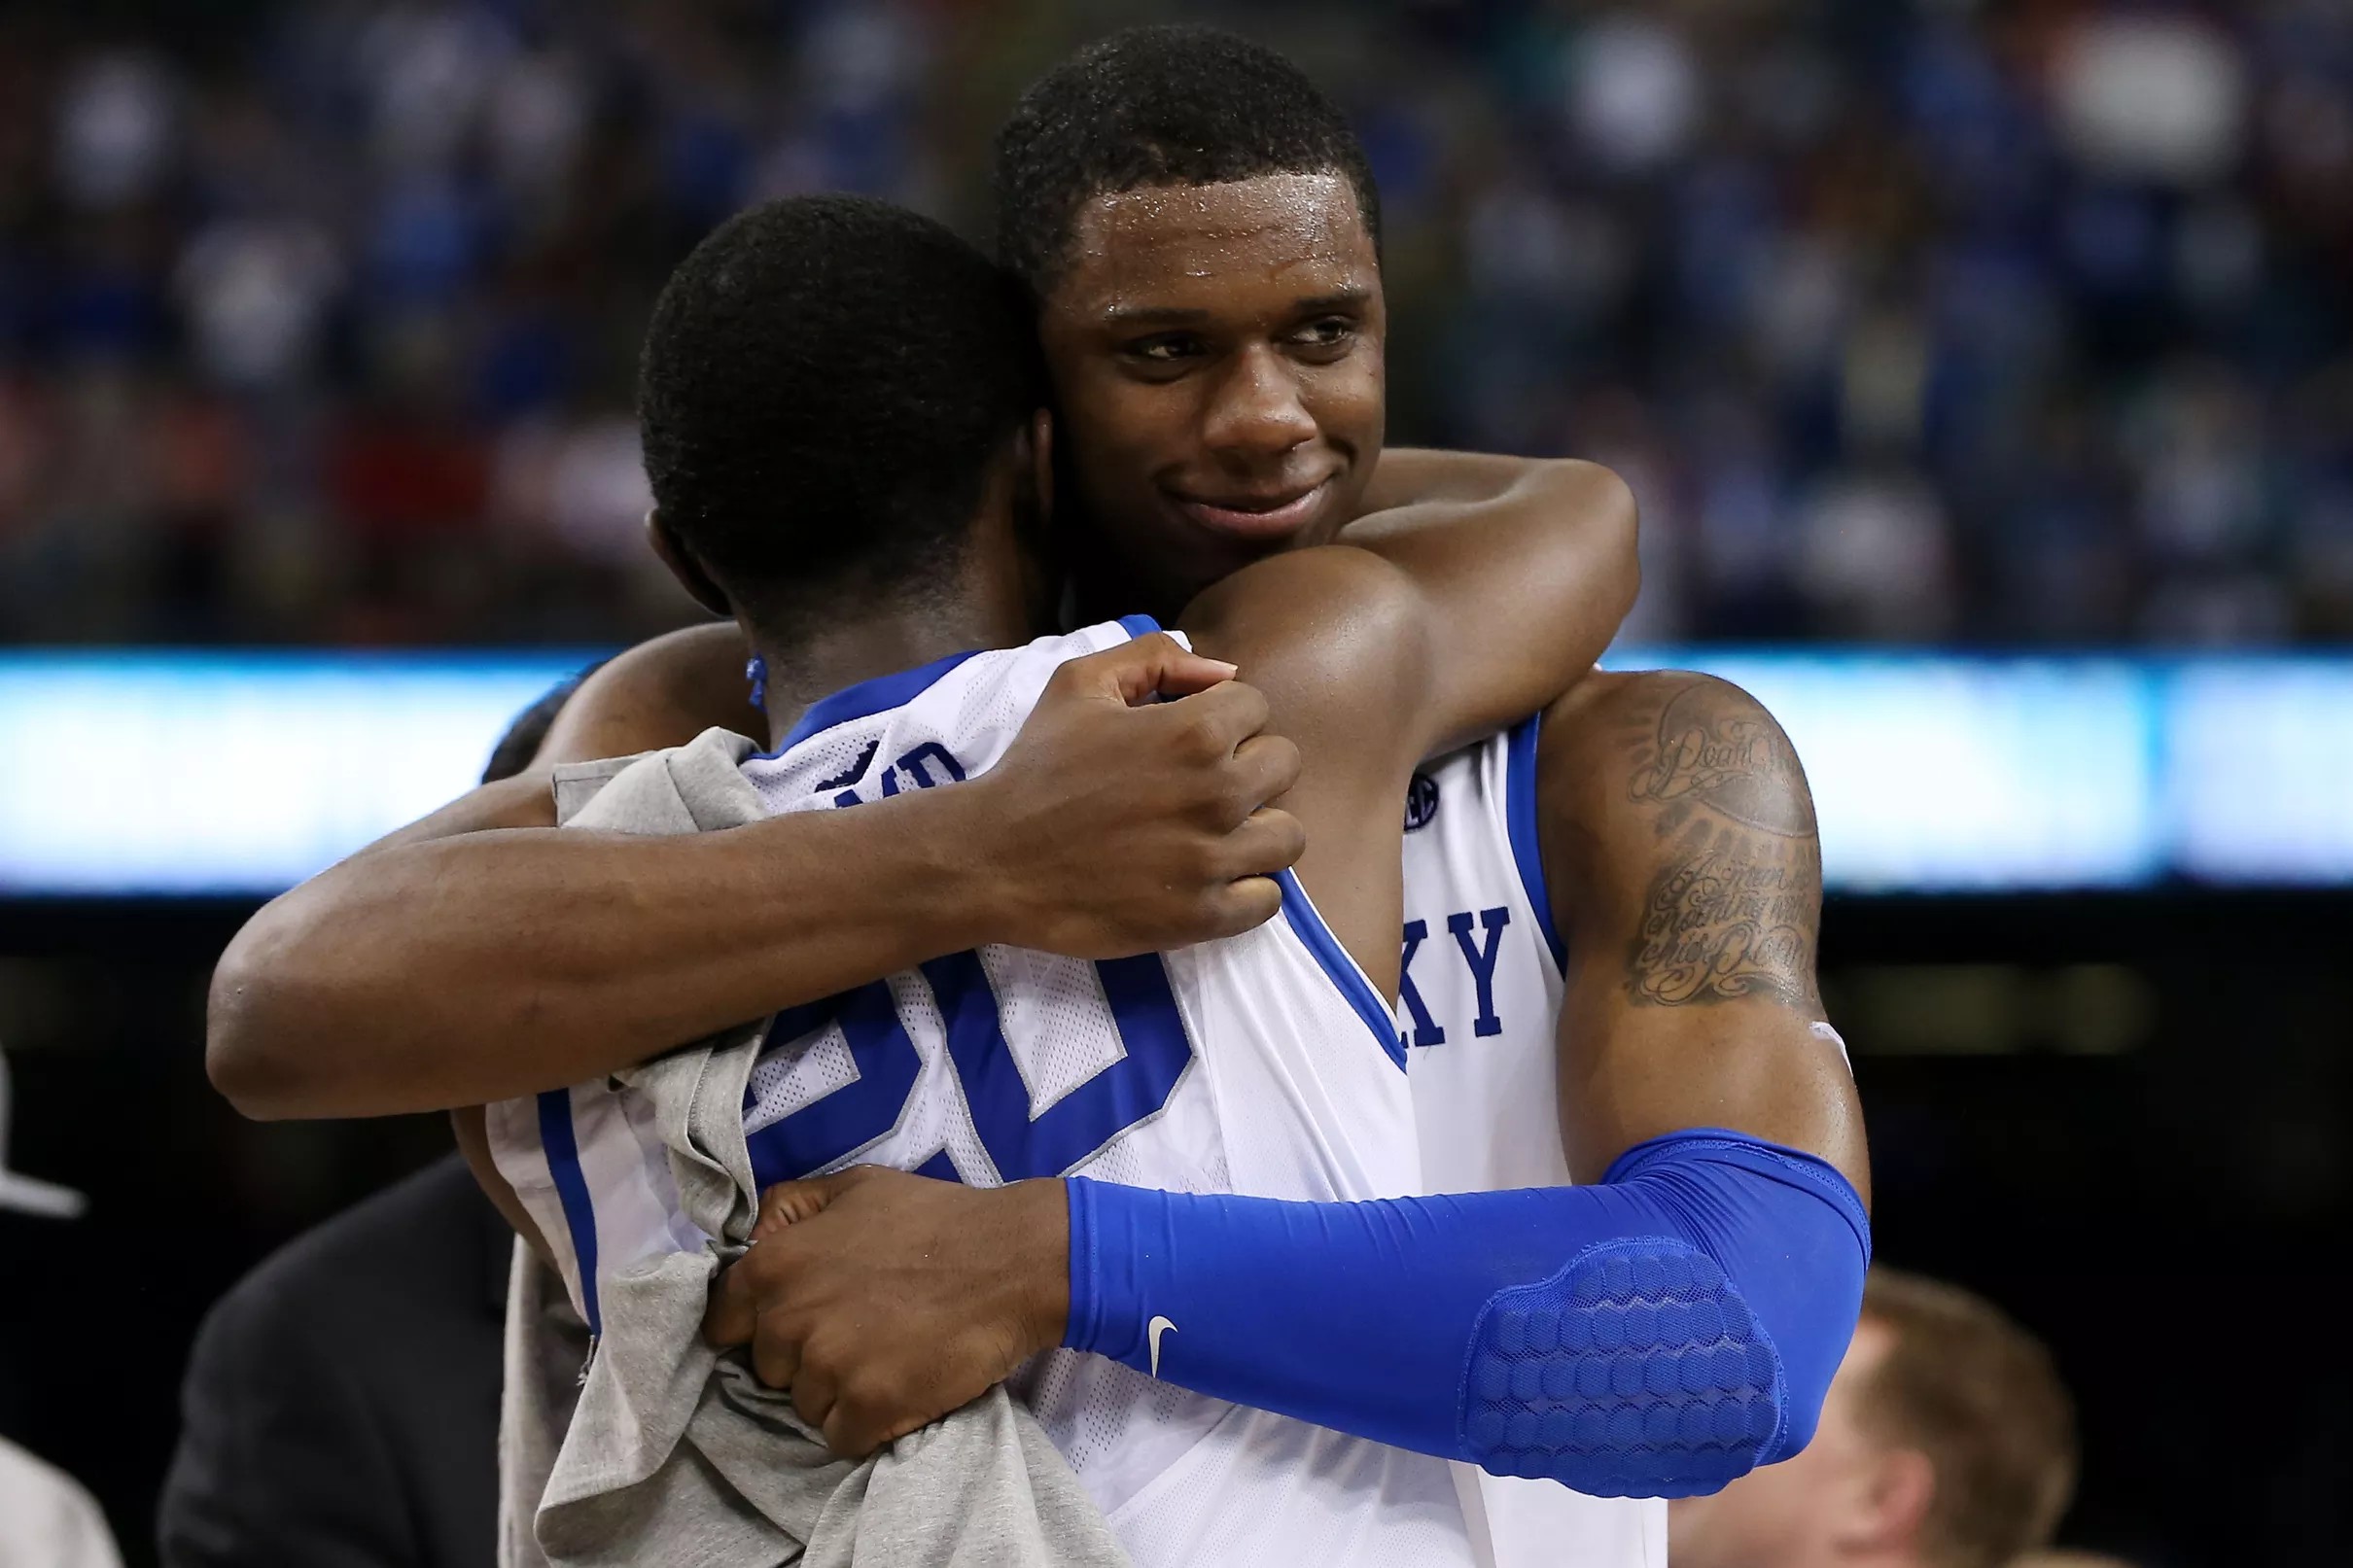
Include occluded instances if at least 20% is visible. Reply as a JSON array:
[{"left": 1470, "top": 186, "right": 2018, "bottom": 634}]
[
  {"left": 1632, "top": 820, "right": 1818, "bottom": 1007},
  {"left": 1629, "top": 680, "right": 1813, "bottom": 837},
  {"left": 1619, "top": 678, "right": 1822, "bottom": 1010}
]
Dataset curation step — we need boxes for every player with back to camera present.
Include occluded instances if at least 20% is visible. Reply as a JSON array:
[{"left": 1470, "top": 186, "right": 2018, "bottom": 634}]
[{"left": 208, "top": 26, "right": 1871, "bottom": 1568}]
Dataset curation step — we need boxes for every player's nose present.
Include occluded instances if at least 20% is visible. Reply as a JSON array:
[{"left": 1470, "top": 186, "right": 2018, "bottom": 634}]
[{"left": 1199, "top": 342, "right": 1318, "bottom": 466}]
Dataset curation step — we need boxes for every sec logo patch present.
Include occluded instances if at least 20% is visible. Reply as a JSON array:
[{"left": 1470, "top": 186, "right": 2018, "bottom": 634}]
[{"left": 1404, "top": 772, "right": 1440, "bottom": 832}]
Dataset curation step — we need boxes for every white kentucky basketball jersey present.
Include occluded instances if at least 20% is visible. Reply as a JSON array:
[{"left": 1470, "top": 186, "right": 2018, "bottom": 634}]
[
  {"left": 1400, "top": 719, "right": 1666, "bottom": 1568},
  {"left": 492, "top": 615, "right": 1472, "bottom": 1568}
]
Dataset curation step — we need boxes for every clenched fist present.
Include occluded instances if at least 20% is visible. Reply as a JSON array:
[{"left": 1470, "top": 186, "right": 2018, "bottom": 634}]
[
  {"left": 959, "top": 633, "right": 1305, "bottom": 957},
  {"left": 704, "top": 1167, "right": 1071, "bottom": 1457}
]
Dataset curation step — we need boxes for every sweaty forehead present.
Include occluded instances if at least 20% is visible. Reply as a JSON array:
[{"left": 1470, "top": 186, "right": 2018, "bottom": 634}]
[{"left": 1055, "top": 172, "right": 1377, "bottom": 315}]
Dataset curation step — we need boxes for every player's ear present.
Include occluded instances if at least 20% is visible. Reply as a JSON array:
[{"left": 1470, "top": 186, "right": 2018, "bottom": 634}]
[
  {"left": 645, "top": 507, "right": 732, "bottom": 618},
  {"left": 1842, "top": 1446, "right": 1936, "bottom": 1555}
]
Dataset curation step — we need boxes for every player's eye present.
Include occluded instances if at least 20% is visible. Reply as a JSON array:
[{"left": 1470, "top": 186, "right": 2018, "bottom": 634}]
[
  {"left": 1120, "top": 331, "right": 1206, "bottom": 365},
  {"left": 1286, "top": 317, "right": 1357, "bottom": 359}
]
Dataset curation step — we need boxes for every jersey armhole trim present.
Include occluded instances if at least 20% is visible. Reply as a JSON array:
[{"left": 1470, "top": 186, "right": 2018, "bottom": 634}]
[
  {"left": 1275, "top": 869, "right": 1410, "bottom": 1071},
  {"left": 1505, "top": 713, "right": 1568, "bottom": 976},
  {"left": 1115, "top": 612, "right": 1163, "bottom": 642},
  {"left": 537, "top": 1087, "right": 603, "bottom": 1338}
]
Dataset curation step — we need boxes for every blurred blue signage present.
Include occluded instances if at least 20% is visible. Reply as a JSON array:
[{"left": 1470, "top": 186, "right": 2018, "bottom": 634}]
[
  {"left": 0, "top": 652, "right": 593, "bottom": 895},
  {"left": 1, "top": 649, "right": 2348, "bottom": 894}
]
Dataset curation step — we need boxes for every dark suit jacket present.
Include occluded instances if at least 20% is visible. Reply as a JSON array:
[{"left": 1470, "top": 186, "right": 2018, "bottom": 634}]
[{"left": 159, "top": 1155, "right": 509, "bottom": 1568}]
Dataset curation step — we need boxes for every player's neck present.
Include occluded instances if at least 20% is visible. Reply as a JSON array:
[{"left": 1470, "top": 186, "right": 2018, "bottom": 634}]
[
  {"left": 757, "top": 540, "right": 1054, "bottom": 751},
  {"left": 748, "top": 594, "right": 1035, "bottom": 751},
  {"left": 748, "top": 471, "right": 1054, "bottom": 749}
]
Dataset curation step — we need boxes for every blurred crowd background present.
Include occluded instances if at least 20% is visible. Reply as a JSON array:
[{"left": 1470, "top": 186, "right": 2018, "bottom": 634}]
[
  {"left": 3, "top": 6, "right": 2351, "bottom": 1568},
  {"left": 2, "top": 0, "right": 2349, "bottom": 650}
]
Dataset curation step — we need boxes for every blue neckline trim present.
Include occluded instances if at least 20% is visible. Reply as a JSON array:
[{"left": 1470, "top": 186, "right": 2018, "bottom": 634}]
[
  {"left": 760, "top": 646, "right": 987, "bottom": 758},
  {"left": 1276, "top": 869, "right": 1409, "bottom": 1070},
  {"left": 1506, "top": 713, "right": 1567, "bottom": 975},
  {"left": 755, "top": 617, "right": 1162, "bottom": 761}
]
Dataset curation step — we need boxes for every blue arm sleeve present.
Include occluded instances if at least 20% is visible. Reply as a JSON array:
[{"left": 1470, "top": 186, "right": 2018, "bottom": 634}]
[{"left": 1063, "top": 1129, "right": 1870, "bottom": 1497}]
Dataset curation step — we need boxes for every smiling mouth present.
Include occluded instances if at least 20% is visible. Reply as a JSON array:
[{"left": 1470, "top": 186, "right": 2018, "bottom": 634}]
[{"left": 1167, "top": 480, "right": 1333, "bottom": 540}]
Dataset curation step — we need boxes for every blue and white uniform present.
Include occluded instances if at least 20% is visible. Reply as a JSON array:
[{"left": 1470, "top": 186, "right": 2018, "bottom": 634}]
[
  {"left": 489, "top": 616, "right": 1474, "bottom": 1568},
  {"left": 1400, "top": 727, "right": 1667, "bottom": 1568}
]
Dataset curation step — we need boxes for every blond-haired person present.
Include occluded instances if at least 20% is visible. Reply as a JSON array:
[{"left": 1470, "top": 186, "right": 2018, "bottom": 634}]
[{"left": 1672, "top": 1269, "right": 2077, "bottom": 1568}]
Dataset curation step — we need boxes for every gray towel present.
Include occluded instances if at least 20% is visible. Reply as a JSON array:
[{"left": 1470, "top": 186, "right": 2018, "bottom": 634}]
[{"left": 495, "top": 729, "right": 1130, "bottom": 1568}]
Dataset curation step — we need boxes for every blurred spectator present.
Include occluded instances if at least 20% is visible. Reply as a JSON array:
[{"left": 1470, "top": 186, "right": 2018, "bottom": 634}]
[
  {"left": 156, "top": 675, "right": 584, "bottom": 1568},
  {"left": 0, "top": 1437, "right": 123, "bottom": 1568},
  {"left": 0, "top": 1046, "right": 122, "bottom": 1568},
  {"left": 1670, "top": 1267, "right": 2077, "bottom": 1568},
  {"left": 156, "top": 1156, "right": 507, "bottom": 1568},
  {"left": 0, "top": 0, "right": 2346, "bottom": 648}
]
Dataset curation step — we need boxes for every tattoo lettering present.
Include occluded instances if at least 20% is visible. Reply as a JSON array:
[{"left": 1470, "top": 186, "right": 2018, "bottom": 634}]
[
  {"left": 1630, "top": 680, "right": 1813, "bottom": 837},
  {"left": 1628, "top": 821, "right": 1819, "bottom": 1008}
]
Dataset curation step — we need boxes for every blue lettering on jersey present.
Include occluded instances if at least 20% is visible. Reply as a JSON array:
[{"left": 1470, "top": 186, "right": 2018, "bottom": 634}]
[
  {"left": 1398, "top": 906, "right": 1514, "bottom": 1048},
  {"left": 744, "top": 952, "right": 1193, "bottom": 1190},
  {"left": 931, "top": 950, "right": 1191, "bottom": 1180},
  {"left": 1448, "top": 908, "right": 1512, "bottom": 1038},
  {"left": 1397, "top": 919, "right": 1447, "bottom": 1050},
  {"left": 826, "top": 741, "right": 967, "bottom": 807},
  {"left": 743, "top": 981, "right": 922, "bottom": 1176},
  {"left": 881, "top": 741, "right": 966, "bottom": 796},
  {"left": 815, "top": 739, "right": 880, "bottom": 793}
]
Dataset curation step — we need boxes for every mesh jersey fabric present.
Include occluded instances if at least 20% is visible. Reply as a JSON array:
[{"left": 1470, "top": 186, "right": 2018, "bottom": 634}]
[{"left": 490, "top": 619, "right": 1474, "bottom": 1568}]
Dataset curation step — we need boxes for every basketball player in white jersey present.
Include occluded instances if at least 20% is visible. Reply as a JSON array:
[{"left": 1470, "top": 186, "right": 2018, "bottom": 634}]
[
  {"left": 209, "top": 26, "right": 1871, "bottom": 1568},
  {"left": 479, "top": 189, "right": 1633, "bottom": 1562}
]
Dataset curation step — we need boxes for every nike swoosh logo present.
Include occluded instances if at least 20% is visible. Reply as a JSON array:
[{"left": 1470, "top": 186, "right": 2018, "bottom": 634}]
[{"left": 1147, "top": 1315, "right": 1177, "bottom": 1379}]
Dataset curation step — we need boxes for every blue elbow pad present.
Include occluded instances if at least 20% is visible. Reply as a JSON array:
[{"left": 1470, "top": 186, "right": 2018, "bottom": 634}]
[{"left": 1065, "top": 1129, "right": 1869, "bottom": 1497}]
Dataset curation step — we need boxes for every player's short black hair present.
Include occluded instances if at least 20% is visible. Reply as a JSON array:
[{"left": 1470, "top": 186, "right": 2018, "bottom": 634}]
[
  {"left": 993, "top": 24, "right": 1382, "bottom": 296},
  {"left": 639, "top": 194, "right": 1043, "bottom": 632}
]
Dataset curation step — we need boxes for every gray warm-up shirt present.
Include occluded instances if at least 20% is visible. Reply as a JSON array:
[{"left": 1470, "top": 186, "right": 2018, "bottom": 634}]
[{"left": 493, "top": 730, "right": 1130, "bottom": 1568}]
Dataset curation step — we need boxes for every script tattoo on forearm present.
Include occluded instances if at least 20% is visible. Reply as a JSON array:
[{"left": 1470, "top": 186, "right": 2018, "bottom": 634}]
[{"left": 1619, "top": 678, "right": 1822, "bottom": 1009}]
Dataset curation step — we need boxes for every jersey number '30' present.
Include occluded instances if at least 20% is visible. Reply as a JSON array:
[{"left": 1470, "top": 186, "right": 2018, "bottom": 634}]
[{"left": 743, "top": 952, "right": 1193, "bottom": 1189}]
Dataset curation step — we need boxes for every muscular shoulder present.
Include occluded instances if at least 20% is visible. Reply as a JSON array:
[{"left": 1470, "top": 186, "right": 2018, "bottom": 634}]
[
  {"left": 1537, "top": 670, "right": 1822, "bottom": 1012},
  {"left": 1543, "top": 670, "right": 1814, "bottom": 839},
  {"left": 1183, "top": 545, "right": 1426, "bottom": 671},
  {"left": 1179, "top": 544, "right": 1435, "bottom": 747},
  {"left": 539, "top": 621, "right": 758, "bottom": 766}
]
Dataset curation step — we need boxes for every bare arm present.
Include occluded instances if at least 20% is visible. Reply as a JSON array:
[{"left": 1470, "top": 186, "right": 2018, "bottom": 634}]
[
  {"left": 326, "top": 624, "right": 756, "bottom": 861},
  {"left": 208, "top": 635, "right": 1302, "bottom": 1119},
  {"left": 702, "top": 672, "right": 1867, "bottom": 1466},
  {"left": 1351, "top": 448, "right": 1636, "bottom": 730},
  {"left": 1355, "top": 447, "right": 1607, "bottom": 514},
  {"left": 533, "top": 621, "right": 758, "bottom": 760},
  {"left": 1540, "top": 670, "right": 1869, "bottom": 1198},
  {"left": 1179, "top": 461, "right": 1637, "bottom": 989},
  {"left": 216, "top": 793, "right": 1001, "bottom": 1118},
  {"left": 1344, "top": 456, "right": 1637, "bottom": 755}
]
